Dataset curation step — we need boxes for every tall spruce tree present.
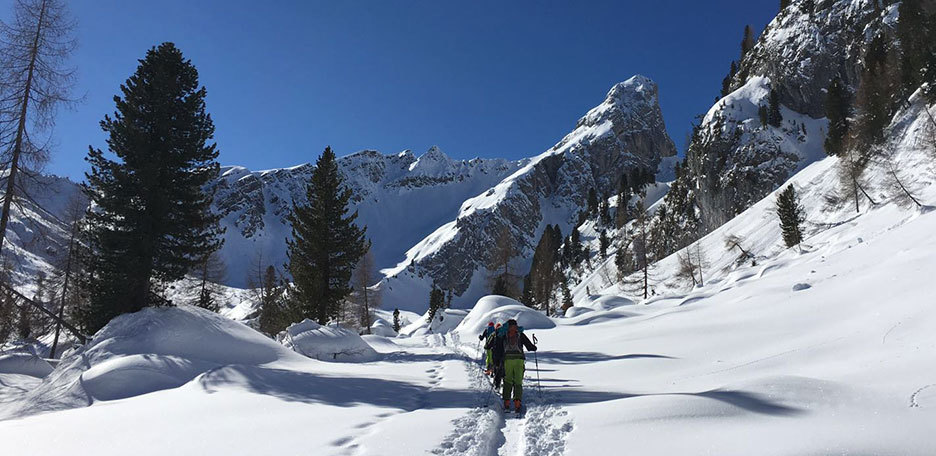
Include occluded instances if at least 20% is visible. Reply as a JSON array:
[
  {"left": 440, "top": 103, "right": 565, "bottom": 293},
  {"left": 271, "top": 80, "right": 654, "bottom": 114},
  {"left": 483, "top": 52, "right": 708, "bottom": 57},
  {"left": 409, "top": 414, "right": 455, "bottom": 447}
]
[
  {"left": 286, "top": 146, "right": 367, "bottom": 325},
  {"left": 82, "top": 43, "right": 223, "bottom": 333},
  {"left": 776, "top": 185, "right": 805, "bottom": 248},
  {"left": 824, "top": 77, "right": 850, "bottom": 156}
]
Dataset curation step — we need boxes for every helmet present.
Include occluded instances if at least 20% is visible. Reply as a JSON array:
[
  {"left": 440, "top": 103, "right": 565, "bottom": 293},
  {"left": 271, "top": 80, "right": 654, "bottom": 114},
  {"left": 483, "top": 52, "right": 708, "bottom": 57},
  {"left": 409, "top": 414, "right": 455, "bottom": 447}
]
[
  {"left": 495, "top": 323, "right": 501, "bottom": 329},
  {"left": 488, "top": 322, "right": 495, "bottom": 326}
]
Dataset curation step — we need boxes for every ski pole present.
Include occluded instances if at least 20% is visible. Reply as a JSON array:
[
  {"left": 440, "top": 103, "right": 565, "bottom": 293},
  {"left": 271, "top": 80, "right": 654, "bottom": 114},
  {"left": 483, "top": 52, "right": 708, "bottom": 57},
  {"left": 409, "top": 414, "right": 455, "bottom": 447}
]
[{"left": 532, "top": 334, "right": 542, "bottom": 394}]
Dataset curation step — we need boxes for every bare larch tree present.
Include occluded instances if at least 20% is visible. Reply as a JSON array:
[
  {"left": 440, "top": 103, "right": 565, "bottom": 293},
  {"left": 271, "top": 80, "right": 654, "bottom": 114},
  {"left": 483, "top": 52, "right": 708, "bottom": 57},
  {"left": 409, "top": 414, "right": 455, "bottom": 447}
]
[{"left": 0, "top": 0, "right": 76, "bottom": 260}]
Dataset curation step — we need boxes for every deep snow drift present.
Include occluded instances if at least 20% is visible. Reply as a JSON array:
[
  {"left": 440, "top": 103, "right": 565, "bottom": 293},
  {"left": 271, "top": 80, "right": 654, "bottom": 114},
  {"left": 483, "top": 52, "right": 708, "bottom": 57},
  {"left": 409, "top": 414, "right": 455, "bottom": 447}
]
[{"left": 277, "top": 319, "right": 380, "bottom": 362}]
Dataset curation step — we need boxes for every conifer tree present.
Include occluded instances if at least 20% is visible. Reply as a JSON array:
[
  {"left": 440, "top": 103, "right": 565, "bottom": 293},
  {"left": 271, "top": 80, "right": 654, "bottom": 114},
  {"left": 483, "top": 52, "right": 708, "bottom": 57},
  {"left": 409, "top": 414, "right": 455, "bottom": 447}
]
[
  {"left": 426, "top": 285, "right": 445, "bottom": 323},
  {"left": 82, "top": 43, "right": 223, "bottom": 333},
  {"left": 741, "top": 25, "right": 756, "bottom": 60},
  {"left": 614, "top": 176, "right": 632, "bottom": 229},
  {"left": 258, "top": 265, "right": 290, "bottom": 337},
  {"left": 392, "top": 308, "right": 401, "bottom": 333},
  {"left": 598, "top": 229, "right": 609, "bottom": 260},
  {"left": 286, "top": 146, "right": 367, "bottom": 325},
  {"left": 776, "top": 185, "right": 805, "bottom": 248},
  {"left": 631, "top": 200, "right": 651, "bottom": 299},
  {"left": 587, "top": 187, "right": 599, "bottom": 216},
  {"left": 560, "top": 279, "right": 573, "bottom": 312},
  {"left": 780, "top": 0, "right": 791, "bottom": 11},
  {"left": 768, "top": 88, "right": 783, "bottom": 127},
  {"left": 824, "top": 77, "right": 850, "bottom": 156},
  {"left": 721, "top": 61, "right": 738, "bottom": 97},
  {"left": 193, "top": 250, "right": 225, "bottom": 312}
]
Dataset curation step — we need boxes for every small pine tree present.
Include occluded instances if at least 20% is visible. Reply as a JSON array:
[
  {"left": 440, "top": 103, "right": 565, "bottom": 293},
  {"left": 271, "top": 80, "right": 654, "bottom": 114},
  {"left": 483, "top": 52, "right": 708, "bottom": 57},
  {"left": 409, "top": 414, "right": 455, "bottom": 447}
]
[
  {"left": 780, "top": 0, "right": 791, "bottom": 11},
  {"left": 758, "top": 104, "right": 769, "bottom": 127},
  {"left": 392, "top": 308, "right": 401, "bottom": 333},
  {"left": 598, "top": 229, "right": 609, "bottom": 260},
  {"left": 426, "top": 286, "right": 445, "bottom": 324},
  {"left": 258, "top": 266, "right": 290, "bottom": 337},
  {"left": 560, "top": 279, "right": 573, "bottom": 312},
  {"left": 721, "top": 61, "right": 738, "bottom": 97},
  {"left": 776, "top": 185, "right": 805, "bottom": 248},
  {"left": 587, "top": 187, "right": 599, "bottom": 216},
  {"left": 768, "top": 88, "right": 783, "bottom": 127}
]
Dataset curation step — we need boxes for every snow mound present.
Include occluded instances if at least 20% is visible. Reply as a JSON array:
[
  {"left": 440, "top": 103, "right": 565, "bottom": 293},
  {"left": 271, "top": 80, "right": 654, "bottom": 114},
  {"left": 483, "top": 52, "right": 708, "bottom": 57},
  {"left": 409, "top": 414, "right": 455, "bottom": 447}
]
[
  {"left": 1, "top": 305, "right": 303, "bottom": 419},
  {"left": 564, "top": 306, "right": 594, "bottom": 318},
  {"left": 582, "top": 295, "right": 635, "bottom": 311},
  {"left": 361, "top": 335, "right": 401, "bottom": 354},
  {"left": 277, "top": 320, "right": 379, "bottom": 362},
  {"left": 455, "top": 295, "right": 555, "bottom": 338},
  {"left": 369, "top": 316, "right": 398, "bottom": 337},
  {"left": 0, "top": 353, "right": 53, "bottom": 378},
  {"left": 399, "top": 308, "right": 468, "bottom": 337}
]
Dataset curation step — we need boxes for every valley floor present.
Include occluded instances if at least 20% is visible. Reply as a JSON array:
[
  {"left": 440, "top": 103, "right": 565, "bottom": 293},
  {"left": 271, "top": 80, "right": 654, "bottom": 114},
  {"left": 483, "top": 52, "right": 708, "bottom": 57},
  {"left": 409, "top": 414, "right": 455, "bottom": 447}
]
[{"left": 1, "top": 190, "right": 936, "bottom": 455}]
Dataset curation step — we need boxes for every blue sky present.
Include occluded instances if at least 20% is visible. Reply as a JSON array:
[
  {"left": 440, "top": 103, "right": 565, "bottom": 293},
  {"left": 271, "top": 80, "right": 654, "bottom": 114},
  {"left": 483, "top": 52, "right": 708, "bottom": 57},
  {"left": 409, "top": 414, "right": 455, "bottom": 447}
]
[{"left": 40, "top": 1, "right": 778, "bottom": 180}]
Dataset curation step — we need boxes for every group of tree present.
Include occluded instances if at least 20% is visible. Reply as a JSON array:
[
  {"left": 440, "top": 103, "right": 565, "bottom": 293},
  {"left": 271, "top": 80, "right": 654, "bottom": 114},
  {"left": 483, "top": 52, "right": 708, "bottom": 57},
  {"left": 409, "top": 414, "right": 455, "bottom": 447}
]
[
  {"left": 824, "top": 0, "right": 936, "bottom": 213},
  {"left": 758, "top": 88, "right": 784, "bottom": 128}
]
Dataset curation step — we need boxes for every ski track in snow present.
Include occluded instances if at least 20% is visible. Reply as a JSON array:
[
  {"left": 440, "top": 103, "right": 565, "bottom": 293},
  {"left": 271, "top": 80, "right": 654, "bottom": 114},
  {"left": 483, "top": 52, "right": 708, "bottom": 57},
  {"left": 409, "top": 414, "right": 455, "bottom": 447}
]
[
  {"left": 909, "top": 384, "right": 935, "bottom": 408},
  {"left": 432, "top": 335, "right": 572, "bottom": 456}
]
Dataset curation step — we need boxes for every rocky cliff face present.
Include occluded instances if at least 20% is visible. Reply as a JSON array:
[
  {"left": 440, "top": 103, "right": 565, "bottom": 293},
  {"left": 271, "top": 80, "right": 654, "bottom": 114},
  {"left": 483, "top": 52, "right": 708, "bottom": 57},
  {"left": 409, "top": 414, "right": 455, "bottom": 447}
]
[
  {"left": 379, "top": 75, "right": 677, "bottom": 311},
  {"left": 208, "top": 147, "right": 524, "bottom": 287},
  {"left": 683, "top": 0, "right": 898, "bottom": 229}
]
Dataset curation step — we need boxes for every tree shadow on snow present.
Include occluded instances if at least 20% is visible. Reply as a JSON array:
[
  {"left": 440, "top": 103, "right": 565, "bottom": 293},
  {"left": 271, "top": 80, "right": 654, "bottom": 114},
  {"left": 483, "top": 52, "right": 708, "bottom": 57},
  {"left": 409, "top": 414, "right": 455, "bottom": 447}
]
[
  {"left": 533, "top": 352, "right": 676, "bottom": 364},
  {"left": 379, "top": 352, "right": 465, "bottom": 364},
  {"left": 199, "top": 365, "right": 479, "bottom": 411},
  {"left": 552, "top": 389, "right": 803, "bottom": 417}
]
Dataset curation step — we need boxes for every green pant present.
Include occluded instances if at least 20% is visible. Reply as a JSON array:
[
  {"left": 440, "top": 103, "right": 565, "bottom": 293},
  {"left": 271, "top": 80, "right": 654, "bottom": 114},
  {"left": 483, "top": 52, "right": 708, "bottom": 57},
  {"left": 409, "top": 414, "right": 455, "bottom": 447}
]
[
  {"left": 502, "top": 358, "right": 525, "bottom": 401},
  {"left": 485, "top": 349, "right": 493, "bottom": 368}
]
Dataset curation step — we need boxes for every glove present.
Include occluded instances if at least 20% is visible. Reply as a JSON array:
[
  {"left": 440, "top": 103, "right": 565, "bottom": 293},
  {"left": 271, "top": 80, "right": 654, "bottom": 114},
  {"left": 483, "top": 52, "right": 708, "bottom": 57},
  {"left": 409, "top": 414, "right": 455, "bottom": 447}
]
[{"left": 478, "top": 334, "right": 484, "bottom": 341}]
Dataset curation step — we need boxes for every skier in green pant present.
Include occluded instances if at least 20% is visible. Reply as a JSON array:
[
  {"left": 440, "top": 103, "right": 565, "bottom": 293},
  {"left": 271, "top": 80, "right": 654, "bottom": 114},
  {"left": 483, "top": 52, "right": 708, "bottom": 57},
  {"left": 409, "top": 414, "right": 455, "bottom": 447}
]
[{"left": 499, "top": 319, "right": 537, "bottom": 412}]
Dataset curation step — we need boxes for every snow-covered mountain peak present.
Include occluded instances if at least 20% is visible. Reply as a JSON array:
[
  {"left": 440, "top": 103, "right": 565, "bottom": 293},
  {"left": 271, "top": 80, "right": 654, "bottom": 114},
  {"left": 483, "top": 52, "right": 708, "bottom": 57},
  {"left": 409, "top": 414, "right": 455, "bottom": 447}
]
[
  {"left": 381, "top": 76, "right": 677, "bottom": 311},
  {"left": 606, "top": 74, "right": 657, "bottom": 104},
  {"left": 408, "top": 145, "right": 453, "bottom": 174}
]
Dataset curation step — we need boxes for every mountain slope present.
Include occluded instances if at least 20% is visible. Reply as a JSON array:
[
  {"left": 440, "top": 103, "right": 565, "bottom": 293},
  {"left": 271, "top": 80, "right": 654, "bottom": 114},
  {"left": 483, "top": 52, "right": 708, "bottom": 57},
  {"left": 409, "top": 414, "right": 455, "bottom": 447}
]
[
  {"left": 380, "top": 75, "right": 676, "bottom": 311},
  {"left": 677, "top": 0, "right": 897, "bottom": 230},
  {"left": 209, "top": 147, "right": 524, "bottom": 287}
]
